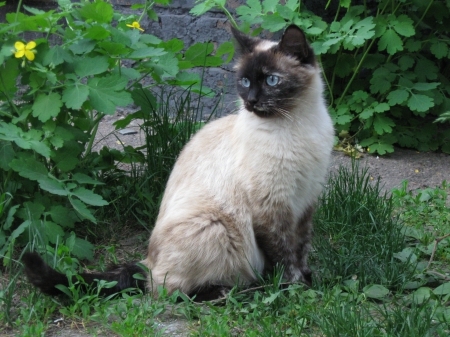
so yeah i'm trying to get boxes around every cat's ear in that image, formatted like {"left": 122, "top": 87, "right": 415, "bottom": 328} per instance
{"left": 230, "top": 25, "right": 260, "bottom": 55}
{"left": 279, "top": 25, "right": 315, "bottom": 65}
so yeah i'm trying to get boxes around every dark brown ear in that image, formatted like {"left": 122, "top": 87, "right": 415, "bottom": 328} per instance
{"left": 279, "top": 25, "right": 315, "bottom": 65}
{"left": 230, "top": 25, "right": 260, "bottom": 55}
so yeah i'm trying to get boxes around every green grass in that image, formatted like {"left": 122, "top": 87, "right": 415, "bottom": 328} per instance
{"left": 2, "top": 127, "right": 450, "bottom": 336}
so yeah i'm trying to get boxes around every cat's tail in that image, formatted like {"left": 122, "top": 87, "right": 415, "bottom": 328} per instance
{"left": 22, "top": 252, "right": 147, "bottom": 297}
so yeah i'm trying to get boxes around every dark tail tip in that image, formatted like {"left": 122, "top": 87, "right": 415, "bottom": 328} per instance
{"left": 22, "top": 252, "right": 147, "bottom": 297}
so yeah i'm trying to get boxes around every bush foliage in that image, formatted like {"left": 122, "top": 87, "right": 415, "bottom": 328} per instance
{"left": 193, "top": 0, "right": 450, "bottom": 155}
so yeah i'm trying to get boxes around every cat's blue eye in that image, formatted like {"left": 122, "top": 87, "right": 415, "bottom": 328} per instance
{"left": 266, "top": 75, "right": 279, "bottom": 86}
{"left": 241, "top": 78, "right": 250, "bottom": 88}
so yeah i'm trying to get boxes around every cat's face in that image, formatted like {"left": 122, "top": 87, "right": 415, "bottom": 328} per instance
{"left": 232, "top": 26, "right": 317, "bottom": 118}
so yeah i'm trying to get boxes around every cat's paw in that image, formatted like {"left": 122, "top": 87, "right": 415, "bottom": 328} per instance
{"left": 285, "top": 265, "right": 311, "bottom": 286}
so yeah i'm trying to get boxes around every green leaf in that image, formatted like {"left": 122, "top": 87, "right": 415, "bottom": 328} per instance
{"left": 0, "top": 123, "right": 50, "bottom": 157}
{"left": 392, "top": 15, "right": 415, "bottom": 37}
{"left": 62, "top": 83, "right": 89, "bottom": 110}
{"left": 398, "top": 55, "right": 415, "bottom": 71}
{"left": 411, "top": 287, "right": 432, "bottom": 304}
{"left": 38, "top": 177, "right": 68, "bottom": 196}
{"left": 78, "top": 1, "right": 113, "bottom": 24}
{"left": 407, "top": 94, "right": 434, "bottom": 114}
{"left": 387, "top": 89, "right": 409, "bottom": 105}
{"left": 190, "top": 0, "right": 217, "bottom": 16}
{"left": 69, "top": 39, "right": 96, "bottom": 55}
{"left": 128, "top": 47, "right": 166, "bottom": 59}
{"left": 374, "top": 103, "right": 390, "bottom": 113}
{"left": 378, "top": 29, "right": 403, "bottom": 55}
{"left": 71, "top": 236, "right": 95, "bottom": 261}
{"left": 69, "top": 197, "right": 96, "bottom": 223}
{"left": 261, "top": 14, "right": 287, "bottom": 32}
{"left": 430, "top": 39, "right": 449, "bottom": 59}
{"left": 49, "top": 205, "right": 77, "bottom": 228}
{"left": 216, "top": 42, "right": 235, "bottom": 64}
{"left": 412, "top": 82, "right": 440, "bottom": 91}
{"left": 433, "top": 282, "right": 450, "bottom": 295}
{"left": 0, "top": 58, "right": 20, "bottom": 100}
{"left": 71, "top": 187, "right": 108, "bottom": 206}
{"left": 0, "top": 140, "right": 15, "bottom": 171}
{"left": 44, "top": 221, "right": 65, "bottom": 244}
{"left": 373, "top": 115, "right": 395, "bottom": 134}
{"left": 363, "top": 284, "right": 389, "bottom": 299}
{"left": 32, "top": 92, "right": 63, "bottom": 122}
{"left": 74, "top": 56, "right": 109, "bottom": 78}
{"left": 52, "top": 140, "right": 83, "bottom": 172}
{"left": 72, "top": 173, "right": 104, "bottom": 185}
{"left": 87, "top": 75, "right": 133, "bottom": 115}
{"left": 42, "top": 45, "right": 73, "bottom": 66}
{"left": 85, "top": 25, "right": 111, "bottom": 40}
{"left": 9, "top": 154, "right": 48, "bottom": 181}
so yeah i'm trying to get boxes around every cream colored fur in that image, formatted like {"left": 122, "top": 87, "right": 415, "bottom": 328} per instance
{"left": 142, "top": 56, "right": 334, "bottom": 295}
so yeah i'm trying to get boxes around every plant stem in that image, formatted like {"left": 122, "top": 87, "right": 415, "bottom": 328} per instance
{"left": 84, "top": 113, "right": 104, "bottom": 156}
{"left": 336, "top": 37, "right": 377, "bottom": 107}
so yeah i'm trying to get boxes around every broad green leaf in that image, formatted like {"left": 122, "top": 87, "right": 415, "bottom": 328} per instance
{"left": 98, "top": 41, "right": 129, "bottom": 55}
{"left": 85, "top": 25, "right": 111, "bottom": 40}
{"left": 72, "top": 173, "right": 104, "bottom": 185}
{"left": 433, "top": 282, "right": 450, "bottom": 295}
{"left": 430, "top": 39, "right": 449, "bottom": 59}
{"left": 62, "top": 83, "right": 89, "bottom": 110}
{"left": 374, "top": 103, "right": 390, "bottom": 113}
{"left": 44, "top": 221, "right": 65, "bottom": 244}
{"left": 3, "top": 205, "right": 19, "bottom": 231}
{"left": 9, "top": 154, "right": 48, "bottom": 181}
{"left": 69, "top": 197, "right": 96, "bottom": 223}
{"left": 87, "top": 75, "right": 133, "bottom": 115}
{"left": 74, "top": 56, "right": 109, "bottom": 78}
{"left": 263, "top": 291, "right": 280, "bottom": 304}
{"left": 71, "top": 187, "right": 108, "bottom": 206}
{"left": 69, "top": 39, "right": 96, "bottom": 55}
{"left": 398, "top": 55, "right": 415, "bottom": 71}
{"left": 77, "top": 1, "right": 113, "bottom": 24}
{"left": 378, "top": 29, "right": 403, "bottom": 55}
{"left": 216, "top": 42, "right": 235, "bottom": 64}
{"left": 0, "top": 58, "right": 20, "bottom": 100}
{"left": 71, "top": 236, "right": 95, "bottom": 260}
{"left": 412, "top": 82, "right": 440, "bottom": 91}
{"left": 387, "top": 89, "right": 409, "bottom": 105}
{"left": 49, "top": 205, "right": 77, "bottom": 228}
{"left": 190, "top": 0, "right": 216, "bottom": 16}
{"left": 411, "top": 287, "right": 432, "bottom": 304}
{"left": 393, "top": 247, "right": 418, "bottom": 263}
{"left": 128, "top": 47, "right": 166, "bottom": 59}
{"left": 0, "top": 140, "right": 15, "bottom": 171}
{"left": 408, "top": 94, "right": 434, "bottom": 114}
{"left": 32, "top": 92, "right": 63, "bottom": 122}
{"left": 52, "top": 141, "right": 83, "bottom": 172}
{"left": 38, "top": 177, "right": 68, "bottom": 196}
{"left": 276, "top": 4, "right": 295, "bottom": 21}
{"left": 363, "top": 284, "right": 389, "bottom": 299}
{"left": 42, "top": 45, "right": 73, "bottom": 66}
{"left": 392, "top": 14, "right": 415, "bottom": 37}
{"left": 374, "top": 114, "right": 395, "bottom": 134}
{"left": 0, "top": 123, "right": 50, "bottom": 157}
{"left": 263, "top": 0, "right": 278, "bottom": 13}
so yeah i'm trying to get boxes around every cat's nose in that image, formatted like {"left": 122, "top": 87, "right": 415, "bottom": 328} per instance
{"left": 247, "top": 89, "right": 258, "bottom": 105}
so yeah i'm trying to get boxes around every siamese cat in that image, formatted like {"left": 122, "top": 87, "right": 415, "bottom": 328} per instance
{"left": 23, "top": 25, "right": 334, "bottom": 300}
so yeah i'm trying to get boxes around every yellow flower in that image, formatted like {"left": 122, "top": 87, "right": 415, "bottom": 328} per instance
{"left": 14, "top": 41, "right": 37, "bottom": 61}
{"left": 126, "top": 21, "right": 144, "bottom": 32}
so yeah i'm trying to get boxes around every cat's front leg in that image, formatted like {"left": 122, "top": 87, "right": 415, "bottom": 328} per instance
{"left": 255, "top": 206, "right": 314, "bottom": 285}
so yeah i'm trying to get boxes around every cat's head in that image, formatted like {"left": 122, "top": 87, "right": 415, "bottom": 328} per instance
{"left": 231, "top": 25, "right": 317, "bottom": 118}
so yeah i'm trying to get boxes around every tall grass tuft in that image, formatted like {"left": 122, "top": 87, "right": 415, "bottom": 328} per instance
{"left": 313, "top": 161, "right": 412, "bottom": 289}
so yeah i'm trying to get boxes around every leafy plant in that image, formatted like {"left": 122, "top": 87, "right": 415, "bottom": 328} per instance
{"left": 192, "top": 0, "right": 450, "bottom": 154}
{"left": 0, "top": 0, "right": 231, "bottom": 261}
